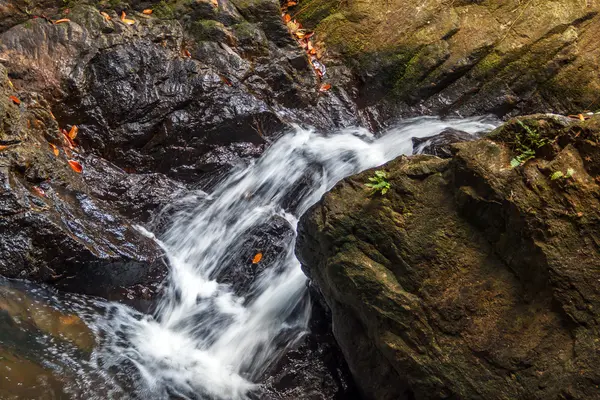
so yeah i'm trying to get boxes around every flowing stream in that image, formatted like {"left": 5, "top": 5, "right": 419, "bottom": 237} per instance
{"left": 0, "top": 117, "right": 497, "bottom": 399}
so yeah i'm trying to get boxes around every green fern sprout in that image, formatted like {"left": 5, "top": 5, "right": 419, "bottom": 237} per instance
{"left": 365, "top": 170, "right": 391, "bottom": 195}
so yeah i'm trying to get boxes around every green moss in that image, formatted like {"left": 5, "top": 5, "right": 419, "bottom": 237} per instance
{"left": 152, "top": 0, "right": 175, "bottom": 19}
{"left": 473, "top": 52, "right": 503, "bottom": 77}
{"left": 191, "top": 19, "right": 227, "bottom": 42}
{"left": 295, "top": 0, "right": 340, "bottom": 29}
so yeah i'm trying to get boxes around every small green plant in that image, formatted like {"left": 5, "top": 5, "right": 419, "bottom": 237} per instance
{"left": 510, "top": 120, "right": 552, "bottom": 168}
{"left": 551, "top": 168, "right": 575, "bottom": 181}
{"left": 365, "top": 170, "right": 391, "bottom": 195}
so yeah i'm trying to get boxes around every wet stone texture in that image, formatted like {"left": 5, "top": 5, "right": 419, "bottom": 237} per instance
{"left": 297, "top": 115, "right": 600, "bottom": 400}
{"left": 0, "top": 1, "right": 363, "bottom": 398}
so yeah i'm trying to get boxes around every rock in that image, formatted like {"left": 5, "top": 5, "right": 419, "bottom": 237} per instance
{"left": 295, "top": 0, "right": 600, "bottom": 118}
{"left": 0, "top": 64, "right": 165, "bottom": 298}
{"left": 0, "top": 3, "right": 365, "bottom": 186}
{"left": 412, "top": 127, "right": 477, "bottom": 158}
{"left": 297, "top": 114, "right": 600, "bottom": 399}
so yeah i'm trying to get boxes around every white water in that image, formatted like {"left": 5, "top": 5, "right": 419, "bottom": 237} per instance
{"left": 1, "top": 117, "right": 498, "bottom": 399}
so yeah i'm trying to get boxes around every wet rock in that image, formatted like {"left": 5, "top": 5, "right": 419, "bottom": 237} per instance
{"left": 0, "top": 3, "right": 363, "bottom": 187}
{"left": 0, "top": 65, "right": 164, "bottom": 297}
{"left": 412, "top": 127, "right": 477, "bottom": 158}
{"left": 296, "top": 0, "right": 600, "bottom": 118}
{"left": 297, "top": 115, "right": 600, "bottom": 399}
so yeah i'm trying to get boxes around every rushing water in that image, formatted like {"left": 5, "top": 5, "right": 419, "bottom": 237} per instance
{"left": 0, "top": 117, "right": 497, "bottom": 399}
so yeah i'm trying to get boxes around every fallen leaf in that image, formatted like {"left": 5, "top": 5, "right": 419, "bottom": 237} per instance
{"left": 123, "top": 18, "right": 136, "bottom": 25}
{"left": 211, "top": 0, "right": 219, "bottom": 7}
{"left": 295, "top": 29, "right": 307, "bottom": 39}
{"left": 252, "top": 253, "right": 263, "bottom": 264}
{"left": 68, "top": 160, "right": 83, "bottom": 173}
{"left": 182, "top": 49, "right": 191, "bottom": 57}
{"left": 283, "top": 13, "right": 291, "bottom": 23}
{"left": 319, "top": 83, "right": 331, "bottom": 92}
{"left": 54, "top": 18, "right": 70, "bottom": 24}
{"left": 100, "top": 11, "right": 112, "bottom": 21}
{"left": 7, "top": 79, "right": 14, "bottom": 89}
{"left": 120, "top": 11, "right": 126, "bottom": 20}
{"left": 0, "top": 145, "right": 8, "bottom": 151}
{"left": 142, "top": 9, "right": 153, "bottom": 14}
{"left": 9, "top": 95, "right": 20, "bottom": 105}
{"left": 304, "top": 31, "right": 314, "bottom": 40}
{"left": 219, "top": 75, "right": 232, "bottom": 86}
{"left": 50, "top": 111, "right": 56, "bottom": 120}
{"left": 68, "top": 125, "right": 78, "bottom": 140}
{"left": 287, "top": 0, "right": 297, "bottom": 5}
{"left": 50, "top": 143, "right": 59, "bottom": 156}
{"left": 33, "top": 186, "right": 46, "bottom": 197}
{"left": 578, "top": 113, "right": 585, "bottom": 121}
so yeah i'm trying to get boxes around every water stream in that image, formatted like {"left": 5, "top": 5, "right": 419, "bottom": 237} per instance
{"left": 0, "top": 117, "right": 497, "bottom": 399}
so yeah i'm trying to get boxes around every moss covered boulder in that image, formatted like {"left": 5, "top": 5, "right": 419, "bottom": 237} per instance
{"left": 295, "top": 0, "right": 600, "bottom": 118}
{"left": 297, "top": 114, "right": 600, "bottom": 399}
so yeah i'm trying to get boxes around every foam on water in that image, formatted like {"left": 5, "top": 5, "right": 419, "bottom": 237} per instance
{"left": 0, "top": 117, "right": 498, "bottom": 399}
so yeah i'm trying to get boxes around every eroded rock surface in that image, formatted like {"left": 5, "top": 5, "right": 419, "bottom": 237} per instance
{"left": 298, "top": 115, "right": 600, "bottom": 399}
{"left": 295, "top": 0, "right": 600, "bottom": 120}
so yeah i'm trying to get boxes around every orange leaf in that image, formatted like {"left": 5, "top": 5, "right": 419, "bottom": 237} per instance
{"left": 578, "top": 113, "right": 585, "bottom": 121}
{"left": 287, "top": 0, "right": 297, "bottom": 5}
{"left": 295, "top": 30, "right": 307, "bottom": 39}
{"left": 9, "top": 95, "right": 20, "bottom": 105}
{"left": 219, "top": 75, "right": 232, "bottom": 86}
{"left": 0, "top": 145, "right": 8, "bottom": 151}
{"left": 68, "top": 125, "right": 78, "bottom": 140}
{"left": 120, "top": 11, "right": 126, "bottom": 20}
{"left": 142, "top": 9, "right": 153, "bottom": 14}
{"left": 33, "top": 186, "right": 46, "bottom": 197}
{"left": 183, "top": 49, "right": 191, "bottom": 57}
{"left": 319, "top": 83, "right": 331, "bottom": 92}
{"left": 68, "top": 160, "right": 83, "bottom": 173}
{"left": 252, "top": 253, "right": 263, "bottom": 264}
{"left": 100, "top": 11, "right": 112, "bottom": 21}
{"left": 211, "top": 0, "right": 219, "bottom": 7}
{"left": 49, "top": 143, "right": 59, "bottom": 156}
{"left": 283, "top": 14, "right": 291, "bottom": 23}
{"left": 123, "top": 18, "right": 136, "bottom": 25}
{"left": 54, "top": 18, "right": 71, "bottom": 24}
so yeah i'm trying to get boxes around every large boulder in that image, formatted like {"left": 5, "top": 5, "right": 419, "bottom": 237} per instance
{"left": 294, "top": 0, "right": 600, "bottom": 119}
{"left": 297, "top": 114, "right": 600, "bottom": 399}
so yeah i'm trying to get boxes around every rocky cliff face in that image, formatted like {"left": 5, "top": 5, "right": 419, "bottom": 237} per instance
{"left": 294, "top": 0, "right": 600, "bottom": 121}
{"left": 297, "top": 115, "right": 600, "bottom": 399}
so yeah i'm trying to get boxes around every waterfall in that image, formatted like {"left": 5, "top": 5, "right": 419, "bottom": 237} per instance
{"left": 0, "top": 117, "right": 497, "bottom": 399}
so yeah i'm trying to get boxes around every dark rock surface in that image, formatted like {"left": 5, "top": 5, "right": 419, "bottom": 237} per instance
{"left": 412, "top": 127, "right": 477, "bottom": 158}
{"left": 0, "top": 65, "right": 165, "bottom": 297}
{"left": 297, "top": 115, "right": 600, "bottom": 399}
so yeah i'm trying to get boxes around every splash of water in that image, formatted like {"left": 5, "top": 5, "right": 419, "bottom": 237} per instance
{"left": 0, "top": 117, "right": 498, "bottom": 399}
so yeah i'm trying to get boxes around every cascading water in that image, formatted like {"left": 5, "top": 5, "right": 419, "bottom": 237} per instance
{"left": 0, "top": 116, "right": 497, "bottom": 399}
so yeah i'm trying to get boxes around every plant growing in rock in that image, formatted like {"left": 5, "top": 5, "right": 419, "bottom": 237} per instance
{"left": 510, "top": 120, "right": 552, "bottom": 168}
{"left": 551, "top": 168, "right": 575, "bottom": 181}
{"left": 365, "top": 170, "right": 391, "bottom": 195}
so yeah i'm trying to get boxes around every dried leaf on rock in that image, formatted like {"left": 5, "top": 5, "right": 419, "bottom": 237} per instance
{"left": 68, "top": 125, "right": 78, "bottom": 140}
{"left": 0, "top": 145, "right": 8, "bottom": 151}
{"left": 100, "top": 11, "right": 112, "bottom": 21}
{"left": 252, "top": 253, "right": 263, "bottom": 264}
{"left": 49, "top": 143, "right": 59, "bottom": 156}
{"left": 33, "top": 186, "right": 46, "bottom": 197}
{"left": 142, "top": 9, "right": 153, "bottom": 14}
{"left": 211, "top": 0, "right": 219, "bottom": 7}
{"left": 68, "top": 160, "right": 83, "bottom": 173}
{"left": 287, "top": 1, "right": 297, "bottom": 6}
{"left": 182, "top": 49, "right": 192, "bottom": 57}
{"left": 9, "top": 95, "right": 20, "bottom": 105}
{"left": 319, "top": 83, "right": 331, "bottom": 92}
{"left": 54, "top": 18, "right": 70, "bottom": 24}
{"left": 283, "top": 14, "right": 291, "bottom": 23}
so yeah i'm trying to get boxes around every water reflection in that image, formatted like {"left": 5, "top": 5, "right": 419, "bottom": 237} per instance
{"left": 0, "top": 278, "right": 120, "bottom": 399}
